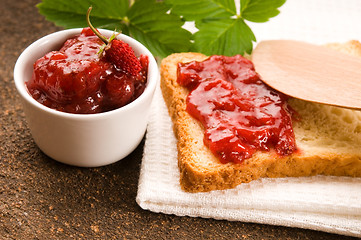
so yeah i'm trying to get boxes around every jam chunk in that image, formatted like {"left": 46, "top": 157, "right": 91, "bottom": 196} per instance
{"left": 177, "top": 55, "right": 296, "bottom": 164}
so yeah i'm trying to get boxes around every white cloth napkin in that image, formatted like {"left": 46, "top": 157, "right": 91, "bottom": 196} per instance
{"left": 136, "top": 0, "right": 361, "bottom": 237}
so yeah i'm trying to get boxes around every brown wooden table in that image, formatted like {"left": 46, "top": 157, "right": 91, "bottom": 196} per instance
{"left": 0, "top": 0, "right": 358, "bottom": 239}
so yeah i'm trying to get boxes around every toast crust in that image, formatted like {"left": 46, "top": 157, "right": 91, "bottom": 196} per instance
{"left": 160, "top": 44, "right": 361, "bottom": 193}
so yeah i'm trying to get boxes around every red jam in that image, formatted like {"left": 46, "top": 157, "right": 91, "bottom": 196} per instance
{"left": 26, "top": 28, "right": 148, "bottom": 114}
{"left": 177, "top": 55, "right": 297, "bottom": 164}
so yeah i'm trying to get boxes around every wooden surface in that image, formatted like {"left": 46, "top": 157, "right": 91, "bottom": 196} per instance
{"left": 252, "top": 40, "right": 361, "bottom": 110}
{"left": 0, "top": 0, "right": 358, "bottom": 239}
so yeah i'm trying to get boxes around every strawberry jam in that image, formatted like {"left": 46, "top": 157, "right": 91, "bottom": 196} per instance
{"left": 27, "top": 28, "right": 148, "bottom": 114}
{"left": 177, "top": 55, "right": 296, "bottom": 164}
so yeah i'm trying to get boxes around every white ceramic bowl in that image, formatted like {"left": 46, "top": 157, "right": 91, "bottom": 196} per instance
{"left": 14, "top": 28, "right": 158, "bottom": 167}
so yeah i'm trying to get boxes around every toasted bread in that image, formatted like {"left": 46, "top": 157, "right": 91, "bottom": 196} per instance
{"left": 160, "top": 42, "right": 361, "bottom": 192}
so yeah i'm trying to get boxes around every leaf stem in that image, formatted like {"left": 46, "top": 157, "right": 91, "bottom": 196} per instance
{"left": 86, "top": 6, "right": 109, "bottom": 44}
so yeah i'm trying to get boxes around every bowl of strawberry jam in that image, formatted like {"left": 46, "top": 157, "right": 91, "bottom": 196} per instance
{"left": 14, "top": 28, "right": 158, "bottom": 167}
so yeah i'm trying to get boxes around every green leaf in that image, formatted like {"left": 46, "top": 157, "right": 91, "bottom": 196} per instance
{"left": 166, "top": 0, "right": 285, "bottom": 56}
{"left": 165, "top": 0, "right": 236, "bottom": 21}
{"left": 37, "top": 0, "right": 286, "bottom": 57}
{"left": 37, "top": 0, "right": 192, "bottom": 57}
{"left": 127, "top": 0, "right": 192, "bottom": 58}
{"left": 193, "top": 18, "right": 256, "bottom": 56}
{"left": 37, "top": 0, "right": 129, "bottom": 29}
{"left": 241, "top": 0, "right": 286, "bottom": 23}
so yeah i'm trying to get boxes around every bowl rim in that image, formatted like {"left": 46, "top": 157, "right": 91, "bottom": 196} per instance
{"left": 13, "top": 28, "right": 158, "bottom": 120}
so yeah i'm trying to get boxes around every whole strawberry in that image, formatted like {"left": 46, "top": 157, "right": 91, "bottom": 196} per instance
{"left": 104, "top": 39, "right": 142, "bottom": 76}
{"left": 87, "top": 7, "right": 142, "bottom": 76}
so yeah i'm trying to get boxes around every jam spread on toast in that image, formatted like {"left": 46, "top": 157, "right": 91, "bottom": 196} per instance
{"left": 177, "top": 55, "right": 296, "bottom": 164}
{"left": 27, "top": 28, "right": 148, "bottom": 114}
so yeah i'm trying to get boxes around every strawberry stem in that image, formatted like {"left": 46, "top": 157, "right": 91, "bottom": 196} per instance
{"left": 86, "top": 6, "right": 108, "bottom": 44}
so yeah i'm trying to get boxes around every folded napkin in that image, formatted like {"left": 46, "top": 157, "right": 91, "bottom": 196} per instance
{"left": 137, "top": 0, "right": 361, "bottom": 237}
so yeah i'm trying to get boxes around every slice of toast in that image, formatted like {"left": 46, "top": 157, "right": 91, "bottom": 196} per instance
{"left": 160, "top": 42, "right": 361, "bottom": 192}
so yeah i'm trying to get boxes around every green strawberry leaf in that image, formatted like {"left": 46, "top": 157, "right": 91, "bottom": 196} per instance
{"left": 241, "top": 0, "right": 286, "bottom": 23}
{"left": 37, "top": 0, "right": 286, "bottom": 57}
{"left": 165, "top": 0, "right": 236, "bottom": 21}
{"left": 193, "top": 18, "right": 256, "bottom": 56}
{"left": 167, "top": 0, "right": 285, "bottom": 55}
{"left": 37, "top": 0, "right": 129, "bottom": 29}
{"left": 127, "top": 0, "right": 192, "bottom": 58}
{"left": 37, "top": 0, "right": 192, "bottom": 58}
